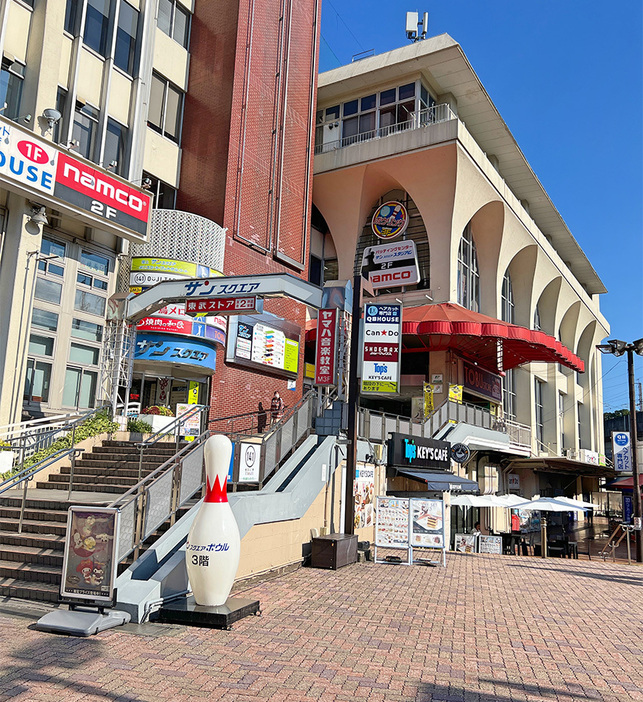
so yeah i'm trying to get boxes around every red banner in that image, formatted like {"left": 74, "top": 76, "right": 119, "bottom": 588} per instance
{"left": 315, "top": 308, "right": 337, "bottom": 386}
{"left": 363, "top": 342, "right": 399, "bottom": 361}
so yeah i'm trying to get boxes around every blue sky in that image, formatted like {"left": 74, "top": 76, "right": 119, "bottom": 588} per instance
{"left": 319, "top": 0, "right": 643, "bottom": 413}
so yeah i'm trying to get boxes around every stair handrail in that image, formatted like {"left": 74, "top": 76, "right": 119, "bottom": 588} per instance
{"left": 134, "top": 404, "right": 210, "bottom": 481}
{"left": 0, "top": 446, "right": 85, "bottom": 533}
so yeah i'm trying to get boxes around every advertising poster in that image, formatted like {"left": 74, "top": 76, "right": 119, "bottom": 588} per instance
{"left": 478, "top": 535, "right": 503, "bottom": 555}
{"left": 315, "top": 308, "right": 338, "bottom": 386}
{"left": 455, "top": 533, "right": 477, "bottom": 553}
{"left": 360, "top": 240, "right": 420, "bottom": 289}
{"left": 361, "top": 304, "right": 401, "bottom": 394}
{"left": 410, "top": 499, "right": 444, "bottom": 548}
{"left": 354, "top": 464, "right": 375, "bottom": 530}
{"left": 60, "top": 507, "right": 120, "bottom": 603}
{"left": 375, "top": 497, "right": 409, "bottom": 548}
{"left": 227, "top": 314, "right": 300, "bottom": 378}
{"left": 176, "top": 403, "right": 200, "bottom": 437}
{"left": 239, "top": 442, "right": 261, "bottom": 483}
{"left": 612, "top": 432, "right": 631, "bottom": 472}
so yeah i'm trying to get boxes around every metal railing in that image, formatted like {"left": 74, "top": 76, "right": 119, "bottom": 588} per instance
{"left": 134, "top": 405, "right": 210, "bottom": 482}
{"left": 359, "top": 398, "right": 532, "bottom": 452}
{"left": 0, "top": 406, "right": 114, "bottom": 476}
{"left": 314, "top": 103, "right": 457, "bottom": 155}
{"left": 0, "top": 446, "right": 85, "bottom": 532}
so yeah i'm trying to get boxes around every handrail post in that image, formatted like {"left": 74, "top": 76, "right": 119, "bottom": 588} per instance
{"left": 18, "top": 474, "right": 29, "bottom": 534}
{"left": 138, "top": 443, "right": 144, "bottom": 483}
{"left": 67, "top": 449, "right": 77, "bottom": 500}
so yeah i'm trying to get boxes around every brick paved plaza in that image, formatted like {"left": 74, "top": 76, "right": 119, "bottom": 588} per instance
{"left": 1, "top": 554, "right": 642, "bottom": 702}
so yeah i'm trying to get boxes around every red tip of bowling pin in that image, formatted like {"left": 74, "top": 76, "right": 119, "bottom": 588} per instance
{"left": 204, "top": 474, "right": 228, "bottom": 503}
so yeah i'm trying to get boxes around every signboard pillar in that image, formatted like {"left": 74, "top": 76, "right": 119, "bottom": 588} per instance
{"left": 344, "top": 276, "right": 361, "bottom": 535}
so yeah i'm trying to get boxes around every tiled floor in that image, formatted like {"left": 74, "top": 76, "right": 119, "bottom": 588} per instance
{"left": 1, "top": 553, "right": 642, "bottom": 701}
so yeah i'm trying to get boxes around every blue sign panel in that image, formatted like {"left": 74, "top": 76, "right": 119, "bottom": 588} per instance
{"left": 624, "top": 495, "right": 633, "bottom": 524}
{"left": 134, "top": 333, "right": 217, "bottom": 371}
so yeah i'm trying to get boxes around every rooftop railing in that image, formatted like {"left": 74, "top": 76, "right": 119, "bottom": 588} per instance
{"left": 314, "top": 103, "right": 457, "bottom": 155}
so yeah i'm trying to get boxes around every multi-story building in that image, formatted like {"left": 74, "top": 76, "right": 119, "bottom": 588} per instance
{"left": 0, "top": 0, "right": 320, "bottom": 428}
{"left": 311, "top": 34, "right": 611, "bottom": 509}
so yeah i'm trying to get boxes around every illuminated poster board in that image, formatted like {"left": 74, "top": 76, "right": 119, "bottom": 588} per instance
{"left": 226, "top": 313, "right": 300, "bottom": 378}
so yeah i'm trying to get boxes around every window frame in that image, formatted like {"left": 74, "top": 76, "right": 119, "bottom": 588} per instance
{"left": 158, "top": 0, "right": 191, "bottom": 49}
{"left": 457, "top": 223, "right": 480, "bottom": 312}
{"left": 147, "top": 72, "right": 184, "bottom": 144}
{"left": 0, "top": 58, "right": 25, "bottom": 121}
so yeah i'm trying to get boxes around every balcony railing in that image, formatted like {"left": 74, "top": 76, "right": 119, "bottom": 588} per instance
{"left": 314, "top": 103, "right": 457, "bottom": 155}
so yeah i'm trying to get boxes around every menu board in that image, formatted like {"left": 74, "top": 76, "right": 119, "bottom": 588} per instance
{"left": 410, "top": 499, "right": 444, "bottom": 548}
{"left": 478, "top": 535, "right": 503, "bottom": 555}
{"left": 455, "top": 533, "right": 477, "bottom": 553}
{"left": 375, "top": 497, "right": 409, "bottom": 548}
{"left": 227, "top": 314, "right": 300, "bottom": 378}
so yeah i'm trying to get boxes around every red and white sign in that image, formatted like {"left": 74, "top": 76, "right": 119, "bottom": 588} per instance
{"left": 361, "top": 240, "right": 420, "bottom": 290}
{"left": 136, "top": 317, "right": 193, "bottom": 335}
{"left": 315, "top": 308, "right": 338, "bottom": 386}
{"left": 185, "top": 297, "right": 258, "bottom": 315}
{"left": 0, "top": 116, "right": 151, "bottom": 241}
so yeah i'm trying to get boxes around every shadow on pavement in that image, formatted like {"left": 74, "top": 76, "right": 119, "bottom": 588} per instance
{"left": 1, "top": 637, "right": 140, "bottom": 701}
{"left": 504, "top": 561, "right": 643, "bottom": 586}
{"left": 417, "top": 677, "right": 602, "bottom": 701}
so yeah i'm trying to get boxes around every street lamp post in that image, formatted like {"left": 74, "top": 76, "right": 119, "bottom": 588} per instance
{"left": 598, "top": 338, "right": 643, "bottom": 562}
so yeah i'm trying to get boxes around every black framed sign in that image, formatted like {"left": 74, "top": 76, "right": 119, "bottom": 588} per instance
{"left": 388, "top": 432, "right": 451, "bottom": 470}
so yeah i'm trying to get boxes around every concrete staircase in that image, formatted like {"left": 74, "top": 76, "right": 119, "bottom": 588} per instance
{"left": 0, "top": 439, "right": 186, "bottom": 602}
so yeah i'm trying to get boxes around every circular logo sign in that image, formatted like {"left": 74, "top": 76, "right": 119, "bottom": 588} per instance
{"left": 451, "top": 443, "right": 471, "bottom": 464}
{"left": 371, "top": 201, "right": 409, "bottom": 240}
{"left": 244, "top": 445, "right": 256, "bottom": 467}
{"left": 614, "top": 433, "right": 629, "bottom": 446}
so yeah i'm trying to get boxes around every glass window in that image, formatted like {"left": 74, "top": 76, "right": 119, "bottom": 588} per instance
{"left": 54, "top": 87, "right": 68, "bottom": 144}
{"left": 104, "top": 118, "right": 129, "bottom": 176}
{"left": 73, "top": 103, "right": 100, "bottom": 161}
{"left": 70, "top": 342, "right": 100, "bottom": 365}
{"left": 114, "top": 2, "right": 139, "bottom": 75}
{"left": 24, "top": 359, "right": 51, "bottom": 403}
{"left": 63, "top": 367, "right": 97, "bottom": 408}
{"left": 343, "top": 100, "right": 358, "bottom": 117}
{"left": 35, "top": 278, "right": 62, "bottom": 304}
{"left": 158, "top": 0, "right": 191, "bottom": 48}
{"left": 501, "top": 271, "right": 514, "bottom": 324}
{"left": 380, "top": 88, "right": 396, "bottom": 106}
{"left": 74, "top": 289, "right": 106, "bottom": 316}
{"left": 399, "top": 83, "right": 415, "bottom": 100}
{"left": 77, "top": 272, "right": 93, "bottom": 286}
{"left": 41, "top": 237, "right": 66, "bottom": 259}
{"left": 32, "top": 308, "right": 59, "bottom": 332}
{"left": 147, "top": 73, "right": 183, "bottom": 143}
{"left": 535, "top": 379, "right": 544, "bottom": 446}
{"left": 84, "top": 0, "right": 112, "bottom": 57}
{"left": 361, "top": 94, "right": 376, "bottom": 111}
{"left": 80, "top": 250, "right": 110, "bottom": 275}
{"left": 0, "top": 59, "right": 25, "bottom": 121}
{"left": 71, "top": 318, "right": 103, "bottom": 342}
{"left": 533, "top": 303, "right": 541, "bottom": 331}
{"left": 325, "top": 105, "right": 340, "bottom": 120}
{"left": 457, "top": 224, "right": 479, "bottom": 312}
{"left": 65, "top": 0, "right": 81, "bottom": 34}
{"left": 29, "top": 335, "right": 54, "bottom": 357}
{"left": 142, "top": 171, "right": 177, "bottom": 209}
{"left": 38, "top": 260, "right": 65, "bottom": 277}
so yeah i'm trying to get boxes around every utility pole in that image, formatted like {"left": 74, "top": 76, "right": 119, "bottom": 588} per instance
{"left": 628, "top": 348, "right": 642, "bottom": 562}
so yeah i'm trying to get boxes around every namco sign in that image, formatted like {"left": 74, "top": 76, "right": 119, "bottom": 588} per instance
{"left": 0, "top": 117, "right": 151, "bottom": 241}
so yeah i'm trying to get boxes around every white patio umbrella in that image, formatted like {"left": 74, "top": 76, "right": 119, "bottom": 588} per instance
{"left": 496, "top": 494, "right": 531, "bottom": 508}
{"left": 555, "top": 496, "right": 595, "bottom": 509}
{"left": 451, "top": 494, "right": 499, "bottom": 507}
{"left": 518, "top": 497, "right": 588, "bottom": 512}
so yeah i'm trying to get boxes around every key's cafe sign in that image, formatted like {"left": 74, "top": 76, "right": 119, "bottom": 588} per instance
{"left": 388, "top": 432, "right": 451, "bottom": 471}
{"left": 0, "top": 116, "right": 151, "bottom": 241}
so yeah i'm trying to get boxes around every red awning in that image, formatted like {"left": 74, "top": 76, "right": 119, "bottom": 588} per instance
{"left": 607, "top": 475, "right": 643, "bottom": 489}
{"left": 402, "top": 303, "right": 584, "bottom": 373}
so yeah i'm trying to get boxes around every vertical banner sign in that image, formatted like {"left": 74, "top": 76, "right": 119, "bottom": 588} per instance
{"left": 612, "top": 432, "right": 631, "bottom": 472}
{"left": 314, "top": 308, "right": 338, "bottom": 385}
{"left": 423, "top": 382, "right": 434, "bottom": 417}
{"left": 361, "top": 304, "right": 401, "bottom": 394}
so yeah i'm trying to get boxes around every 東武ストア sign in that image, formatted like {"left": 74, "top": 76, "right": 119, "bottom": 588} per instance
{"left": 0, "top": 117, "right": 151, "bottom": 241}
{"left": 361, "top": 304, "right": 401, "bottom": 393}
{"left": 462, "top": 361, "right": 502, "bottom": 402}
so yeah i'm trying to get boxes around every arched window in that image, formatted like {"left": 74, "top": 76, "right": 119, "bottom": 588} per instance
{"left": 457, "top": 224, "right": 479, "bottom": 311}
{"left": 501, "top": 271, "right": 515, "bottom": 419}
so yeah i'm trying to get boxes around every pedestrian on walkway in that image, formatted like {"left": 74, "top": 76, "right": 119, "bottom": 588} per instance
{"left": 257, "top": 402, "right": 267, "bottom": 433}
{"left": 270, "top": 391, "right": 284, "bottom": 426}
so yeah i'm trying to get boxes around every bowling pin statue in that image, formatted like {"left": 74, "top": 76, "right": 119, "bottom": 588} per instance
{"left": 186, "top": 434, "right": 240, "bottom": 606}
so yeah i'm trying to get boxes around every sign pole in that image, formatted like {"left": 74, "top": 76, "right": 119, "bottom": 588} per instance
{"left": 344, "top": 275, "right": 362, "bottom": 535}
{"left": 627, "top": 347, "right": 642, "bottom": 562}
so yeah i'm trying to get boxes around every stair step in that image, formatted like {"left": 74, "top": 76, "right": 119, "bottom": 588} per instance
{"left": 0, "top": 575, "right": 60, "bottom": 602}
{"left": 0, "top": 558, "right": 61, "bottom": 584}
{"left": 0, "top": 505, "right": 68, "bottom": 523}
{"left": 47, "top": 474, "right": 140, "bottom": 487}
{"left": 0, "top": 530, "right": 65, "bottom": 551}
{"left": 35, "top": 482, "right": 131, "bottom": 494}
{"left": 0, "top": 517, "right": 66, "bottom": 536}
{"left": 60, "top": 465, "right": 156, "bottom": 478}
{"left": 0, "top": 542, "right": 64, "bottom": 566}
{"left": 74, "top": 458, "right": 165, "bottom": 468}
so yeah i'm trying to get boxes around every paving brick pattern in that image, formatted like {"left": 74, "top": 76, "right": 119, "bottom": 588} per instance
{"left": 1, "top": 554, "right": 642, "bottom": 701}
